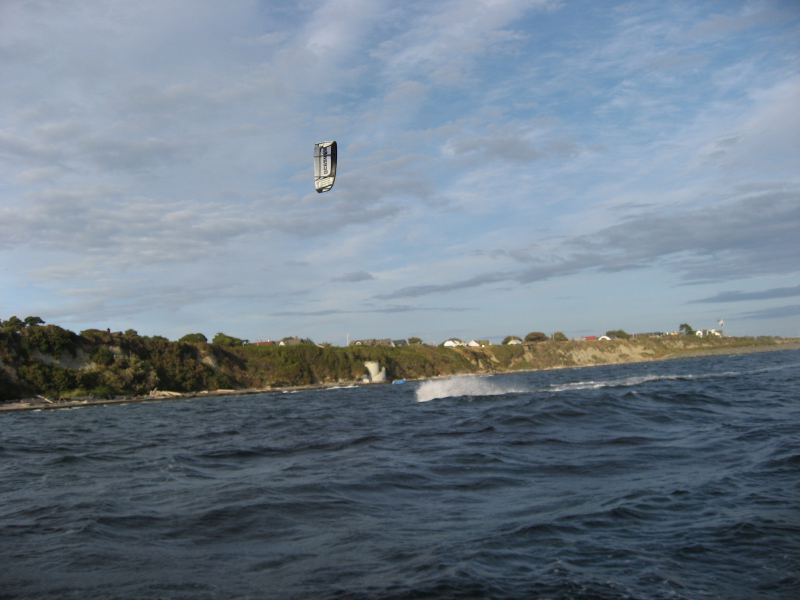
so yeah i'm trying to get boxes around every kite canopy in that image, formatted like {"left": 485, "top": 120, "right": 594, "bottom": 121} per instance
{"left": 313, "top": 141, "right": 337, "bottom": 193}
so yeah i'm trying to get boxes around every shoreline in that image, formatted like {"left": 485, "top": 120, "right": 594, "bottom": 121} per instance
{"left": 3, "top": 341, "right": 798, "bottom": 414}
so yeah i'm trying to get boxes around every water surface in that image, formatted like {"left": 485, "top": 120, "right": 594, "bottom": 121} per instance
{"left": 2, "top": 350, "right": 799, "bottom": 598}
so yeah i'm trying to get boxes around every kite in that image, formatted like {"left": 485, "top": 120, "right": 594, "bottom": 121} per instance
{"left": 313, "top": 141, "right": 337, "bottom": 193}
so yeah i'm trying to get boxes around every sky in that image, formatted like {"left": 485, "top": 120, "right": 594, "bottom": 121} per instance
{"left": 1, "top": 0, "right": 799, "bottom": 344}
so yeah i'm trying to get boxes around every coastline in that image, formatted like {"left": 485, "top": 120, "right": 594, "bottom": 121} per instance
{"left": 3, "top": 340, "right": 798, "bottom": 414}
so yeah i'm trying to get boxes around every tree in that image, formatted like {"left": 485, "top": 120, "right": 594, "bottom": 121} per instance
{"left": 24, "top": 316, "right": 45, "bottom": 327}
{"left": 524, "top": 331, "right": 548, "bottom": 343}
{"left": 408, "top": 336, "right": 423, "bottom": 345}
{"left": 605, "top": 329, "right": 630, "bottom": 340}
{"left": 2, "top": 316, "right": 24, "bottom": 332}
{"left": 552, "top": 331, "right": 568, "bottom": 342}
{"left": 23, "top": 324, "right": 78, "bottom": 356}
{"left": 213, "top": 332, "right": 245, "bottom": 347}
{"left": 180, "top": 333, "right": 208, "bottom": 344}
{"left": 679, "top": 323, "right": 695, "bottom": 336}
{"left": 502, "top": 335, "right": 522, "bottom": 345}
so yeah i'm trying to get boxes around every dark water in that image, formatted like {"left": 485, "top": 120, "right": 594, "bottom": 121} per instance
{"left": 2, "top": 350, "right": 799, "bottom": 599}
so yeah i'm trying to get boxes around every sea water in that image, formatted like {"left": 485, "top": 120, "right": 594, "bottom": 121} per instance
{"left": 1, "top": 350, "right": 799, "bottom": 599}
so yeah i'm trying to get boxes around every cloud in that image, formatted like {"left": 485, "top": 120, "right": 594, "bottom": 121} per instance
{"left": 373, "top": 0, "right": 557, "bottom": 86}
{"left": 380, "top": 184, "right": 800, "bottom": 298}
{"left": 331, "top": 271, "right": 375, "bottom": 283}
{"left": 442, "top": 127, "right": 542, "bottom": 164}
{"left": 692, "top": 284, "right": 800, "bottom": 303}
{"left": 2, "top": 1, "right": 799, "bottom": 340}
{"left": 376, "top": 272, "right": 511, "bottom": 300}
{"left": 272, "top": 304, "right": 472, "bottom": 317}
{"left": 738, "top": 304, "right": 800, "bottom": 320}
{"left": 0, "top": 188, "right": 262, "bottom": 263}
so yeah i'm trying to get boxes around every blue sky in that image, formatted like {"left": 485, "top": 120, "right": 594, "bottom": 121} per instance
{"left": 1, "top": 0, "right": 799, "bottom": 344}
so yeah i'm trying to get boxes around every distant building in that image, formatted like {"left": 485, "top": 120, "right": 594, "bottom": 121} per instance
{"left": 583, "top": 336, "right": 598, "bottom": 341}
{"left": 442, "top": 338, "right": 465, "bottom": 347}
{"left": 696, "top": 329, "right": 722, "bottom": 338}
{"left": 598, "top": 335, "right": 611, "bottom": 341}
{"left": 351, "top": 338, "right": 395, "bottom": 347}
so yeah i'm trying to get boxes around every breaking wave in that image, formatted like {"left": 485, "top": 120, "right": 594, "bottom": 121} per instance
{"left": 414, "top": 361, "right": 799, "bottom": 402}
{"left": 415, "top": 375, "right": 526, "bottom": 402}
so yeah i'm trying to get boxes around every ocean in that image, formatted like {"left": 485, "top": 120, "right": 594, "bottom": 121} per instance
{"left": 1, "top": 350, "right": 799, "bottom": 599}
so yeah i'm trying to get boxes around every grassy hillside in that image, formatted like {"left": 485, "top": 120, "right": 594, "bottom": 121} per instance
{"left": 0, "top": 320, "right": 795, "bottom": 402}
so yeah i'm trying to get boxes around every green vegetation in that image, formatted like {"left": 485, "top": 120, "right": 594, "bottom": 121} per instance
{"left": 0, "top": 316, "right": 795, "bottom": 404}
{"left": 180, "top": 333, "right": 208, "bottom": 344}
{"left": 524, "top": 331, "right": 548, "bottom": 343}
{"left": 212, "top": 332, "right": 246, "bottom": 347}
{"left": 606, "top": 329, "right": 631, "bottom": 340}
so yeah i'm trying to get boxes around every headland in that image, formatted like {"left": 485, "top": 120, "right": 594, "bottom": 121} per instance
{"left": 2, "top": 320, "right": 797, "bottom": 412}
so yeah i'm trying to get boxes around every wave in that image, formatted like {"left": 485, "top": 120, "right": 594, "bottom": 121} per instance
{"left": 415, "top": 373, "right": 691, "bottom": 402}
{"left": 546, "top": 373, "right": 692, "bottom": 392}
{"left": 414, "top": 364, "right": 773, "bottom": 402}
{"left": 416, "top": 376, "right": 526, "bottom": 403}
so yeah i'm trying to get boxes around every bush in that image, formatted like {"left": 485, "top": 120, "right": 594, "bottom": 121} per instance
{"left": 22, "top": 325, "right": 79, "bottom": 357}
{"left": 1, "top": 316, "right": 24, "bottom": 332}
{"left": 92, "top": 347, "right": 115, "bottom": 366}
{"left": 605, "top": 330, "right": 630, "bottom": 340}
{"left": 180, "top": 333, "right": 208, "bottom": 344}
{"left": 524, "top": 331, "right": 548, "bottom": 343}
{"left": 213, "top": 332, "right": 245, "bottom": 347}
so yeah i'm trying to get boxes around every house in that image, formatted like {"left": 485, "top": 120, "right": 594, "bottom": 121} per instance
{"left": 505, "top": 338, "right": 523, "bottom": 345}
{"left": 442, "top": 338, "right": 465, "bottom": 347}
{"left": 598, "top": 335, "right": 611, "bottom": 341}
{"left": 351, "top": 338, "right": 395, "bottom": 347}
{"left": 696, "top": 329, "right": 722, "bottom": 338}
{"left": 583, "top": 336, "right": 598, "bottom": 341}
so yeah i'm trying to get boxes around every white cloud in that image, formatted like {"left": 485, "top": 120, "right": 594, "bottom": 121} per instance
{"left": 1, "top": 0, "right": 798, "bottom": 339}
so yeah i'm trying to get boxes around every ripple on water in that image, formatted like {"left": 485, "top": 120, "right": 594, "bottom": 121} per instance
{"left": 1, "top": 350, "right": 799, "bottom": 599}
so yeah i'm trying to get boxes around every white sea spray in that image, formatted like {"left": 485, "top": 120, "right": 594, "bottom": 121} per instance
{"left": 416, "top": 375, "right": 526, "bottom": 403}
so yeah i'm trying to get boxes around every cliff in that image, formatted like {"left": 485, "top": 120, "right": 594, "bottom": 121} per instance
{"left": 0, "top": 323, "right": 796, "bottom": 404}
